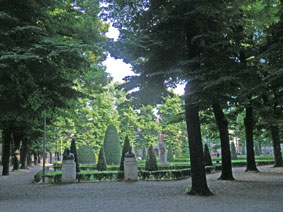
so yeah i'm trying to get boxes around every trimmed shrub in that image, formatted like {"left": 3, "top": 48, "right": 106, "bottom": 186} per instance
{"left": 77, "top": 145, "right": 96, "bottom": 164}
{"left": 167, "top": 146, "right": 174, "bottom": 162}
{"left": 120, "top": 135, "right": 131, "bottom": 171}
{"left": 203, "top": 144, "right": 213, "bottom": 166}
{"left": 97, "top": 147, "right": 107, "bottom": 171}
{"left": 230, "top": 141, "right": 238, "bottom": 160}
{"left": 138, "top": 169, "right": 191, "bottom": 180}
{"left": 103, "top": 125, "right": 121, "bottom": 165}
{"left": 145, "top": 145, "right": 158, "bottom": 171}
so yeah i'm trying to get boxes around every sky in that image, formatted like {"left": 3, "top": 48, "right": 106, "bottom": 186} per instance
{"left": 103, "top": 25, "right": 185, "bottom": 95}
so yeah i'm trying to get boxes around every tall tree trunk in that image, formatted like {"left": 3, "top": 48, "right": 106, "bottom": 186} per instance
{"left": 244, "top": 106, "right": 258, "bottom": 172}
{"left": 37, "top": 153, "right": 41, "bottom": 164}
{"left": 2, "top": 127, "right": 12, "bottom": 176}
{"left": 49, "top": 152, "right": 53, "bottom": 164}
{"left": 185, "top": 82, "right": 212, "bottom": 196}
{"left": 212, "top": 102, "right": 234, "bottom": 180}
{"left": 27, "top": 152, "right": 32, "bottom": 167}
{"left": 271, "top": 125, "right": 283, "bottom": 167}
{"left": 12, "top": 132, "right": 21, "bottom": 171}
{"left": 33, "top": 152, "right": 38, "bottom": 166}
{"left": 20, "top": 138, "right": 28, "bottom": 169}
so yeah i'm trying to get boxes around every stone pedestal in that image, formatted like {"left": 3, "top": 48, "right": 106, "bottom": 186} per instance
{"left": 62, "top": 159, "right": 76, "bottom": 183}
{"left": 124, "top": 157, "right": 138, "bottom": 181}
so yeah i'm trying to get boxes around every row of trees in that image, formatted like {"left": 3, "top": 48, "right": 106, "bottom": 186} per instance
{"left": 101, "top": 0, "right": 283, "bottom": 195}
{"left": 0, "top": 0, "right": 108, "bottom": 175}
{"left": 1, "top": 0, "right": 282, "bottom": 197}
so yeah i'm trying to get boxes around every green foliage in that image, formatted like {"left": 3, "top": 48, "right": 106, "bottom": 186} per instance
{"left": 145, "top": 145, "right": 158, "bottom": 171}
{"left": 34, "top": 167, "right": 49, "bottom": 183}
{"left": 135, "top": 105, "right": 160, "bottom": 149}
{"left": 103, "top": 125, "right": 121, "bottom": 165}
{"left": 77, "top": 145, "right": 96, "bottom": 164}
{"left": 203, "top": 144, "right": 213, "bottom": 166}
{"left": 119, "top": 135, "right": 131, "bottom": 171}
{"left": 97, "top": 147, "right": 107, "bottom": 171}
{"left": 139, "top": 169, "right": 191, "bottom": 181}
{"left": 142, "top": 146, "right": 147, "bottom": 160}
{"left": 157, "top": 94, "right": 187, "bottom": 153}
{"left": 254, "top": 141, "right": 261, "bottom": 156}
{"left": 167, "top": 146, "right": 174, "bottom": 163}
{"left": 230, "top": 142, "right": 238, "bottom": 160}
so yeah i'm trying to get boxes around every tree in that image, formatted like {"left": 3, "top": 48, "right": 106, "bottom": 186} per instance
{"left": 203, "top": 144, "right": 213, "bottom": 166}
{"left": 157, "top": 93, "right": 187, "bottom": 154}
{"left": 212, "top": 103, "right": 234, "bottom": 180}
{"left": 167, "top": 145, "right": 174, "bottom": 163}
{"left": 142, "top": 146, "right": 147, "bottom": 160}
{"left": 103, "top": 125, "right": 121, "bottom": 165}
{"left": 230, "top": 142, "right": 238, "bottom": 160}
{"left": 185, "top": 82, "right": 213, "bottom": 196}
{"left": 244, "top": 106, "right": 258, "bottom": 172}
{"left": 0, "top": 0, "right": 108, "bottom": 175}
{"left": 259, "top": 2, "right": 283, "bottom": 167}
{"left": 135, "top": 105, "right": 160, "bottom": 149}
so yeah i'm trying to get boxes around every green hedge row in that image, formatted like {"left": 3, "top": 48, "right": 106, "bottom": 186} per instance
{"left": 36, "top": 165, "right": 218, "bottom": 183}
{"left": 77, "top": 171, "right": 122, "bottom": 182}
{"left": 34, "top": 167, "right": 50, "bottom": 182}
{"left": 138, "top": 169, "right": 191, "bottom": 180}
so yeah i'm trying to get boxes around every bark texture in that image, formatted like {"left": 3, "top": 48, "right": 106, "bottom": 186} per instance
{"left": 244, "top": 106, "right": 258, "bottom": 172}
{"left": 212, "top": 102, "right": 234, "bottom": 180}
{"left": 20, "top": 138, "right": 28, "bottom": 169}
{"left": 2, "top": 127, "right": 12, "bottom": 175}
{"left": 185, "top": 82, "right": 212, "bottom": 196}
{"left": 271, "top": 125, "right": 283, "bottom": 167}
{"left": 12, "top": 132, "right": 21, "bottom": 170}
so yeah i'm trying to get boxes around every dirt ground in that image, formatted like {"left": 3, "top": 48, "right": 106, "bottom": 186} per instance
{"left": 0, "top": 165, "right": 283, "bottom": 212}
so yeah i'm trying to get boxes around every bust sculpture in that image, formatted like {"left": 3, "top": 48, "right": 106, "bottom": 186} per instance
{"left": 63, "top": 148, "right": 74, "bottom": 160}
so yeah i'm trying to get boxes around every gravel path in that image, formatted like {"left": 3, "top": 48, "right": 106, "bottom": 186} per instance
{"left": 0, "top": 165, "right": 283, "bottom": 212}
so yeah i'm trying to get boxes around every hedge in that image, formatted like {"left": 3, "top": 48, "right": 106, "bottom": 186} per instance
{"left": 36, "top": 165, "right": 218, "bottom": 183}
{"left": 103, "top": 125, "right": 121, "bottom": 165}
{"left": 34, "top": 167, "right": 50, "bottom": 182}
{"left": 138, "top": 169, "right": 191, "bottom": 180}
{"left": 77, "top": 145, "right": 96, "bottom": 164}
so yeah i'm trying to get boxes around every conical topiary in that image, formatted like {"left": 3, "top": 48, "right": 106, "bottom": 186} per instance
{"left": 120, "top": 135, "right": 131, "bottom": 171}
{"left": 230, "top": 141, "right": 238, "bottom": 160}
{"left": 97, "top": 147, "right": 107, "bottom": 171}
{"left": 71, "top": 137, "right": 80, "bottom": 172}
{"left": 145, "top": 145, "right": 158, "bottom": 171}
{"left": 103, "top": 125, "right": 121, "bottom": 165}
{"left": 167, "top": 145, "right": 174, "bottom": 162}
{"left": 203, "top": 144, "right": 213, "bottom": 166}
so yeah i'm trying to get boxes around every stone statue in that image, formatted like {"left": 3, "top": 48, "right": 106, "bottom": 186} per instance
{"left": 63, "top": 148, "right": 74, "bottom": 160}
{"left": 158, "top": 141, "right": 167, "bottom": 163}
{"left": 125, "top": 147, "right": 135, "bottom": 158}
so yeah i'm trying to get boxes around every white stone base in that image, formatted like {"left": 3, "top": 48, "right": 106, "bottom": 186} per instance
{"left": 124, "top": 157, "right": 138, "bottom": 181}
{"left": 62, "top": 159, "right": 76, "bottom": 183}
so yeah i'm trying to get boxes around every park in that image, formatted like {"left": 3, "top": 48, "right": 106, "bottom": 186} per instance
{"left": 0, "top": 0, "right": 283, "bottom": 211}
